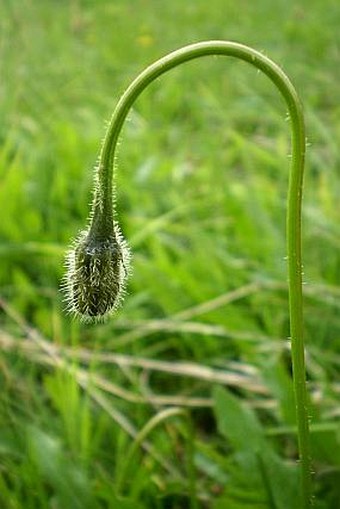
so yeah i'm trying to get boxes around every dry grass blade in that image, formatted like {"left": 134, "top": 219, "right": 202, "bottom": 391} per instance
{"left": 0, "top": 329, "right": 271, "bottom": 408}
{"left": 111, "top": 280, "right": 288, "bottom": 348}
{"left": 0, "top": 293, "right": 270, "bottom": 401}
{"left": 172, "top": 281, "right": 266, "bottom": 320}
{"left": 113, "top": 317, "right": 281, "bottom": 348}
{"left": 0, "top": 300, "right": 182, "bottom": 476}
{"left": 67, "top": 349, "right": 268, "bottom": 394}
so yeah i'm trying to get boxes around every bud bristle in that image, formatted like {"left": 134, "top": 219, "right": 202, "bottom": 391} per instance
{"left": 62, "top": 225, "right": 130, "bottom": 322}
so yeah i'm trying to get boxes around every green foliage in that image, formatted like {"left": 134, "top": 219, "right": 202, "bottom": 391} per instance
{"left": 213, "top": 386, "right": 300, "bottom": 508}
{"left": 0, "top": 0, "right": 339, "bottom": 508}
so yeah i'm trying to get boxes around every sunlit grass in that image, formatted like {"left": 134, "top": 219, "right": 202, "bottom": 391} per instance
{"left": 0, "top": 1, "right": 339, "bottom": 508}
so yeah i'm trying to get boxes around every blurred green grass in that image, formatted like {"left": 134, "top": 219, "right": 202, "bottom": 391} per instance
{"left": 0, "top": 1, "right": 339, "bottom": 508}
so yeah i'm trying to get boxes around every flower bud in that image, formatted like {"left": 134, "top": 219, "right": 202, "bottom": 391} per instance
{"left": 62, "top": 225, "right": 130, "bottom": 321}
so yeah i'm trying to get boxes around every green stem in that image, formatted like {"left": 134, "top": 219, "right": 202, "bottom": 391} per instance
{"left": 97, "top": 41, "right": 311, "bottom": 507}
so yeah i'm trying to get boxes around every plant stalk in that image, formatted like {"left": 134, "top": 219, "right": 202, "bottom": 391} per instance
{"left": 94, "top": 41, "right": 312, "bottom": 507}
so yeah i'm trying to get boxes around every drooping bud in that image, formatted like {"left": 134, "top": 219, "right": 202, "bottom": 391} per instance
{"left": 62, "top": 224, "right": 130, "bottom": 322}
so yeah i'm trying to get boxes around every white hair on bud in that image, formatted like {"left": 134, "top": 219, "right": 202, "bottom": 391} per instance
{"left": 61, "top": 223, "right": 131, "bottom": 322}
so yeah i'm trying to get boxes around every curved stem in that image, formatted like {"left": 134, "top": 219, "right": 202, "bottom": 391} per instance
{"left": 96, "top": 41, "right": 311, "bottom": 507}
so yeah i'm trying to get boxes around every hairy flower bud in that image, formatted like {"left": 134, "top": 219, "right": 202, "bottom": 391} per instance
{"left": 62, "top": 225, "right": 130, "bottom": 322}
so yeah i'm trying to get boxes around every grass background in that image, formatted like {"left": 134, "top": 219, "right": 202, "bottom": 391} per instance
{"left": 0, "top": 0, "right": 339, "bottom": 507}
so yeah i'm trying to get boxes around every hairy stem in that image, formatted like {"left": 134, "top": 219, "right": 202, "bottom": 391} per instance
{"left": 95, "top": 41, "right": 311, "bottom": 507}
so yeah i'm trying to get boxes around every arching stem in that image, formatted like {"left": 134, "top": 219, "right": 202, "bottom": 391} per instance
{"left": 94, "top": 41, "right": 312, "bottom": 507}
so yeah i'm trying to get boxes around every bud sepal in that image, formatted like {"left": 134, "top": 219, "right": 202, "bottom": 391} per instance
{"left": 62, "top": 224, "right": 130, "bottom": 322}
